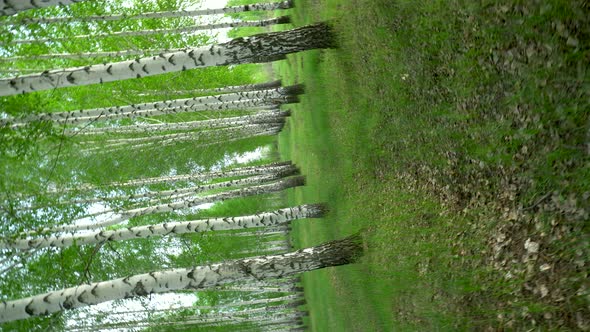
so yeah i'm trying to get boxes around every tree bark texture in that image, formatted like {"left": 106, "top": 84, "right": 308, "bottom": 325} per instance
{"left": 10, "top": 16, "right": 291, "bottom": 45}
{"left": 50, "top": 162, "right": 295, "bottom": 193}
{"left": 4, "top": 85, "right": 301, "bottom": 126}
{"left": 1, "top": 204, "right": 326, "bottom": 249}
{"left": 0, "top": 0, "right": 293, "bottom": 25}
{"left": 69, "top": 110, "right": 290, "bottom": 136}
{"left": 45, "top": 176, "right": 306, "bottom": 232}
{"left": 0, "top": 23, "right": 333, "bottom": 96}
{"left": 0, "top": 234, "right": 361, "bottom": 322}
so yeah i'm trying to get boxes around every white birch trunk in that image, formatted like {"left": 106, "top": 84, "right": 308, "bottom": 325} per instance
{"left": 4, "top": 97, "right": 295, "bottom": 127}
{"left": 79, "top": 123, "right": 279, "bottom": 147}
{"left": 50, "top": 162, "right": 294, "bottom": 193}
{"left": 0, "top": 234, "right": 361, "bottom": 322}
{"left": 45, "top": 169, "right": 296, "bottom": 207}
{"left": 83, "top": 124, "right": 283, "bottom": 154}
{"left": 0, "top": 23, "right": 333, "bottom": 96}
{"left": 68, "top": 110, "right": 289, "bottom": 136}
{"left": 0, "top": 0, "right": 87, "bottom": 16}
{"left": 0, "top": 48, "right": 193, "bottom": 61}
{"left": 5, "top": 85, "right": 301, "bottom": 126}
{"left": 10, "top": 16, "right": 291, "bottom": 45}
{"left": 103, "top": 294, "right": 300, "bottom": 317}
{"left": 1, "top": 0, "right": 293, "bottom": 25}
{"left": 45, "top": 176, "right": 305, "bottom": 232}
{"left": 131, "top": 80, "right": 283, "bottom": 96}
{"left": 1, "top": 204, "right": 326, "bottom": 250}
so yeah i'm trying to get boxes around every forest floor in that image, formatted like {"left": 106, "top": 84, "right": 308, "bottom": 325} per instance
{"left": 274, "top": 0, "right": 589, "bottom": 331}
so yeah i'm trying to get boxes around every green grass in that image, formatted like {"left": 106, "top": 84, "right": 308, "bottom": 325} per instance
{"left": 274, "top": 0, "right": 589, "bottom": 330}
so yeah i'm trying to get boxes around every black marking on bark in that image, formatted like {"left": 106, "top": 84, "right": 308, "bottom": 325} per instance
{"left": 91, "top": 285, "right": 99, "bottom": 297}
{"left": 106, "top": 65, "right": 113, "bottom": 75}
{"left": 141, "top": 64, "right": 149, "bottom": 74}
{"left": 132, "top": 281, "right": 148, "bottom": 296}
{"left": 122, "top": 276, "right": 132, "bottom": 286}
{"left": 83, "top": 66, "right": 91, "bottom": 73}
{"left": 66, "top": 73, "right": 75, "bottom": 84}
{"left": 62, "top": 295, "right": 74, "bottom": 309}
{"left": 24, "top": 300, "right": 35, "bottom": 316}
{"left": 9, "top": 79, "right": 17, "bottom": 90}
{"left": 149, "top": 272, "right": 158, "bottom": 281}
{"left": 198, "top": 53, "right": 205, "bottom": 65}
{"left": 43, "top": 294, "right": 51, "bottom": 303}
{"left": 168, "top": 55, "right": 176, "bottom": 65}
{"left": 129, "top": 63, "right": 135, "bottom": 71}
{"left": 187, "top": 270, "right": 196, "bottom": 280}
{"left": 77, "top": 290, "right": 88, "bottom": 304}
{"left": 136, "top": 74, "right": 141, "bottom": 78}
{"left": 182, "top": 65, "right": 187, "bottom": 71}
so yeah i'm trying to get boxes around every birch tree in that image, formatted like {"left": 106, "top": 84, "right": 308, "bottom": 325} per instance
{"left": 41, "top": 175, "right": 306, "bottom": 233}
{"left": 68, "top": 109, "right": 290, "bottom": 136}
{"left": 130, "top": 79, "right": 283, "bottom": 97}
{"left": 0, "top": 234, "right": 361, "bottom": 322}
{"left": 46, "top": 161, "right": 295, "bottom": 194}
{"left": 1, "top": 204, "right": 326, "bottom": 250}
{"left": 0, "top": 47, "right": 194, "bottom": 61}
{"left": 0, "top": 0, "right": 293, "bottom": 25}
{"left": 3, "top": 85, "right": 302, "bottom": 126}
{"left": 0, "top": 23, "right": 333, "bottom": 96}
{"left": 10, "top": 16, "right": 292, "bottom": 45}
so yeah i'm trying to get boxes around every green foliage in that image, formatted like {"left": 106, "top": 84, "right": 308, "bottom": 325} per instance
{"left": 0, "top": 0, "right": 294, "bottom": 330}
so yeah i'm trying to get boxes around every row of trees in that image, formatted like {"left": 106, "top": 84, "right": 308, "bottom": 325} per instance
{"left": 0, "top": 0, "right": 356, "bottom": 330}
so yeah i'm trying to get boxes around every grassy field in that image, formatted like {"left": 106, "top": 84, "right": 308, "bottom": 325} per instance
{"left": 274, "top": 0, "right": 589, "bottom": 331}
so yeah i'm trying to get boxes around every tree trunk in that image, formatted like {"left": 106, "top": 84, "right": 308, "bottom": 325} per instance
{"left": 37, "top": 168, "right": 296, "bottom": 207}
{"left": 79, "top": 123, "right": 282, "bottom": 148}
{"left": 3, "top": 204, "right": 325, "bottom": 250}
{"left": 68, "top": 109, "right": 290, "bottom": 136}
{"left": 0, "top": 234, "right": 361, "bottom": 322}
{"left": 5, "top": 85, "right": 301, "bottom": 126}
{"left": 48, "top": 162, "right": 294, "bottom": 194}
{"left": 5, "top": 98, "right": 295, "bottom": 127}
{"left": 1, "top": 0, "right": 293, "bottom": 25}
{"left": 101, "top": 294, "right": 300, "bottom": 317}
{"left": 131, "top": 80, "right": 283, "bottom": 96}
{"left": 0, "top": 23, "right": 333, "bottom": 96}
{"left": 10, "top": 16, "right": 291, "bottom": 45}
{"left": 0, "top": 48, "right": 194, "bottom": 61}
{"left": 0, "top": 0, "right": 87, "bottom": 16}
{"left": 44, "top": 176, "right": 306, "bottom": 232}
{"left": 81, "top": 123, "right": 284, "bottom": 155}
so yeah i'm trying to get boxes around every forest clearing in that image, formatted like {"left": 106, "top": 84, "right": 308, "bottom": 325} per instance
{"left": 0, "top": 0, "right": 588, "bottom": 331}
